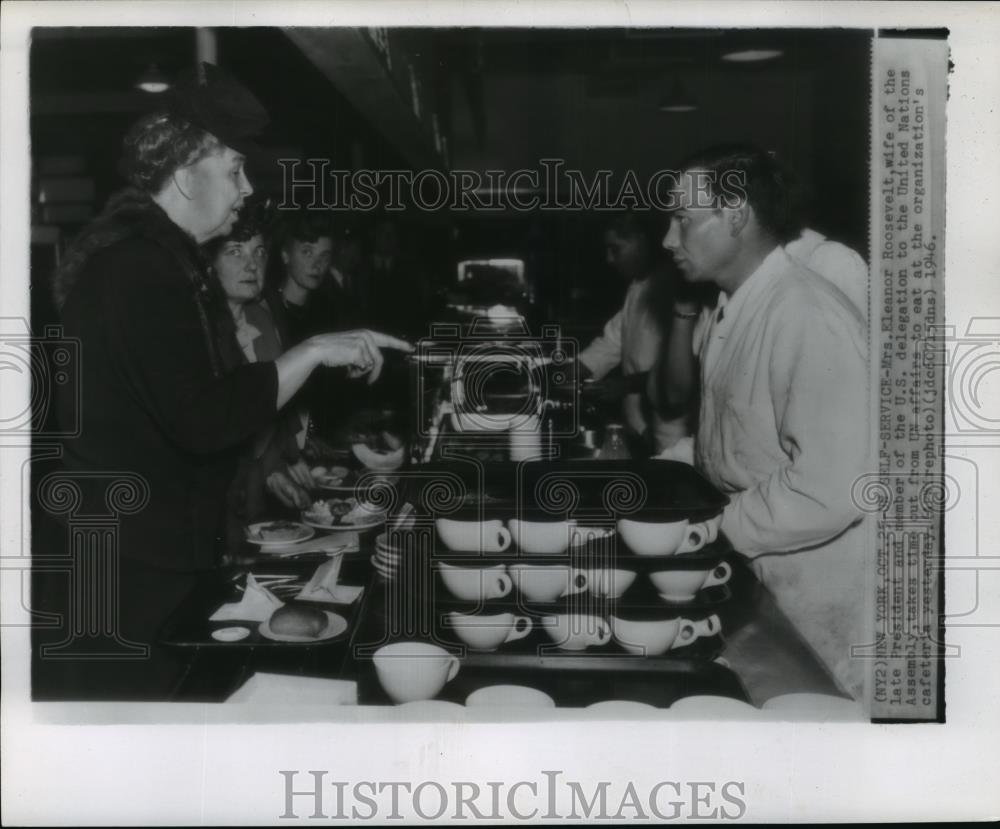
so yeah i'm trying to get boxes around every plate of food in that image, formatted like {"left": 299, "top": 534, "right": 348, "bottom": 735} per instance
{"left": 301, "top": 497, "right": 387, "bottom": 531}
{"left": 245, "top": 521, "right": 315, "bottom": 547}
{"left": 258, "top": 606, "right": 348, "bottom": 643}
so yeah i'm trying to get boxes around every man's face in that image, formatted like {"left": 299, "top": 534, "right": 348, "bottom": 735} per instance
{"left": 663, "top": 171, "right": 736, "bottom": 284}
{"left": 186, "top": 145, "right": 253, "bottom": 242}
{"left": 284, "top": 237, "right": 333, "bottom": 292}
{"left": 214, "top": 234, "right": 267, "bottom": 306}
{"left": 604, "top": 230, "right": 647, "bottom": 280}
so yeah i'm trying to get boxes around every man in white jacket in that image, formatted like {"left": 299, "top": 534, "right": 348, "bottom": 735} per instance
{"left": 653, "top": 145, "right": 872, "bottom": 699}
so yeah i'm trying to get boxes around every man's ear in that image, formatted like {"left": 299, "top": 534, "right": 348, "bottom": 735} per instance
{"left": 281, "top": 248, "right": 290, "bottom": 266}
{"left": 726, "top": 203, "right": 751, "bottom": 237}
{"left": 172, "top": 166, "right": 195, "bottom": 202}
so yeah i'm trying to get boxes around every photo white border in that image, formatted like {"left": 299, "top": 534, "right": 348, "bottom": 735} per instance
{"left": 3, "top": 1, "right": 999, "bottom": 823}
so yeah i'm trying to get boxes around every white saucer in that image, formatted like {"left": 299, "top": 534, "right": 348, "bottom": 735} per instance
{"left": 585, "top": 700, "right": 659, "bottom": 716}
{"left": 258, "top": 611, "right": 348, "bottom": 643}
{"left": 466, "top": 685, "right": 556, "bottom": 709}
{"left": 669, "top": 695, "right": 759, "bottom": 719}
{"left": 761, "top": 693, "right": 865, "bottom": 721}
{"left": 211, "top": 626, "right": 251, "bottom": 642}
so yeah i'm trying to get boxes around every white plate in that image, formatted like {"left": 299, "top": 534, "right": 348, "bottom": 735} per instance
{"left": 211, "top": 626, "right": 251, "bottom": 642}
{"left": 585, "top": 700, "right": 659, "bottom": 716}
{"left": 466, "top": 685, "right": 556, "bottom": 709}
{"left": 245, "top": 522, "right": 314, "bottom": 547}
{"left": 761, "top": 693, "right": 864, "bottom": 721}
{"left": 301, "top": 514, "right": 386, "bottom": 532}
{"left": 669, "top": 695, "right": 759, "bottom": 719}
{"left": 258, "top": 611, "right": 348, "bottom": 643}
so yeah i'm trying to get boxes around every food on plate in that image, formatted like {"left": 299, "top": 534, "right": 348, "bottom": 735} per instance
{"left": 352, "top": 442, "right": 405, "bottom": 472}
{"left": 252, "top": 521, "right": 305, "bottom": 543}
{"left": 304, "top": 497, "right": 386, "bottom": 526}
{"left": 269, "top": 605, "right": 328, "bottom": 637}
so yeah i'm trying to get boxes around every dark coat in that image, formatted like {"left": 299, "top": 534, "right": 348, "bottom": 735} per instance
{"left": 55, "top": 191, "right": 279, "bottom": 573}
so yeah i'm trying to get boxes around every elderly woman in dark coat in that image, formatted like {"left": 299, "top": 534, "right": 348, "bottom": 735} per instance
{"left": 36, "top": 64, "right": 410, "bottom": 699}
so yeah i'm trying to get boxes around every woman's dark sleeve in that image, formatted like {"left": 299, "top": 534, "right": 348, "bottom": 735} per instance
{"left": 104, "top": 240, "right": 280, "bottom": 454}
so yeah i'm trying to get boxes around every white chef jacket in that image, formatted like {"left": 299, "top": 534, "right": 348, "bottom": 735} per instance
{"left": 579, "top": 278, "right": 686, "bottom": 449}
{"left": 785, "top": 228, "right": 869, "bottom": 322}
{"left": 695, "top": 246, "right": 871, "bottom": 698}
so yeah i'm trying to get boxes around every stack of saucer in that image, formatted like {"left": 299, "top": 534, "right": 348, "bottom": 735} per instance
{"left": 372, "top": 532, "right": 402, "bottom": 580}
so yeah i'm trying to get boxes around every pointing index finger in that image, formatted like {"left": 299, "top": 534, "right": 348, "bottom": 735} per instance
{"left": 368, "top": 331, "right": 414, "bottom": 353}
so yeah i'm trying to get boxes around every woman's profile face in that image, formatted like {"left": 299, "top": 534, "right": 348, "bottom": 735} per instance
{"left": 604, "top": 229, "right": 649, "bottom": 280}
{"left": 185, "top": 145, "right": 254, "bottom": 242}
{"left": 214, "top": 233, "right": 267, "bottom": 305}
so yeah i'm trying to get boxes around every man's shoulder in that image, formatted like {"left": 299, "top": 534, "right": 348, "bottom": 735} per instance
{"left": 766, "top": 250, "right": 865, "bottom": 328}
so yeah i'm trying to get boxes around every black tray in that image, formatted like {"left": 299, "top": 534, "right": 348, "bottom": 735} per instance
{"left": 400, "top": 458, "right": 728, "bottom": 523}
{"left": 159, "top": 560, "right": 368, "bottom": 650}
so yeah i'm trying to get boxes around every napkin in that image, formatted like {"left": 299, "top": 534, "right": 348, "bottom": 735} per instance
{"left": 296, "top": 556, "right": 364, "bottom": 604}
{"left": 227, "top": 672, "right": 356, "bottom": 705}
{"left": 210, "top": 574, "right": 284, "bottom": 622}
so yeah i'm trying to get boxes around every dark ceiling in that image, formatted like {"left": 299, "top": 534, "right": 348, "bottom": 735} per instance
{"left": 29, "top": 26, "right": 870, "bottom": 250}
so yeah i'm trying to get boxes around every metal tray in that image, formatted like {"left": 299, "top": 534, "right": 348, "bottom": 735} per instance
{"left": 401, "top": 458, "right": 729, "bottom": 523}
{"left": 158, "top": 560, "right": 368, "bottom": 650}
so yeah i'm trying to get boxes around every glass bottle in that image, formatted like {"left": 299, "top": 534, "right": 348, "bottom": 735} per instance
{"left": 600, "top": 424, "right": 630, "bottom": 460}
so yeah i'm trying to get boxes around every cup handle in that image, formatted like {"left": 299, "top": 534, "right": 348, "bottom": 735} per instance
{"left": 706, "top": 517, "right": 720, "bottom": 543}
{"left": 677, "top": 522, "right": 708, "bottom": 554}
{"left": 563, "top": 568, "right": 589, "bottom": 596}
{"left": 694, "top": 613, "right": 722, "bottom": 638}
{"left": 671, "top": 619, "right": 697, "bottom": 649}
{"left": 446, "top": 655, "right": 460, "bottom": 683}
{"left": 702, "top": 561, "right": 732, "bottom": 589}
{"left": 505, "top": 616, "right": 533, "bottom": 643}
{"left": 495, "top": 527, "right": 512, "bottom": 552}
{"left": 494, "top": 573, "right": 513, "bottom": 598}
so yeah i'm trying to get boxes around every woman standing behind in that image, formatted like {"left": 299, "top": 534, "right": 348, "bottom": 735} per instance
{"left": 578, "top": 211, "right": 687, "bottom": 453}
{"left": 40, "top": 64, "right": 410, "bottom": 699}
{"left": 204, "top": 203, "right": 314, "bottom": 559}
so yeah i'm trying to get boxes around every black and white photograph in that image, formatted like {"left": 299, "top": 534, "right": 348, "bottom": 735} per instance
{"left": 2, "top": 1, "right": 998, "bottom": 824}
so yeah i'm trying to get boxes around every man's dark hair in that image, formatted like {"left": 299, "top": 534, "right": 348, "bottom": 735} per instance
{"left": 677, "top": 144, "right": 805, "bottom": 244}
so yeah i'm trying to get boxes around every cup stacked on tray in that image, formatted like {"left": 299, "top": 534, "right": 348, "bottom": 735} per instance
{"left": 359, "top": 459, "right": 746, "bottom": 709}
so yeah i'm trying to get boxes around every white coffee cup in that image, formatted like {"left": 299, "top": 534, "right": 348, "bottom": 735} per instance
{"left": 649, "top": 562, "right": 733, "bottom": 602}
{"left": 609, "top": 613, "right": 722, "bottom": 656}
{"left": 617, "top": 518, "right": 710, "bottom": 556}
{"left": 509, "top": 564, "right": 589, "bottom": 603}
{"left": 373, "top": 641, "right": 461, "bottom": 703}
{"left": 508, "top": 519, "right": 582, "bottom": 555}
{"left": 437, "top": 562, "right": 512, "bottom": 601}
{"left": 436, "top": 518, "right": 512, "bottom": 553}
{"left": 541, "top": 614, "right": 612, "bottom": 651}
{"left": 587, "top": 568, "right": 637, "bottom": 599}
{"left": 447, "top": 611, "right": 532, "bottom": 651}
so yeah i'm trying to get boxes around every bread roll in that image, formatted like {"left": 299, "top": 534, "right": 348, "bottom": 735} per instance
{"left": 269, "top": 605, "right": 328, "bottom": 637}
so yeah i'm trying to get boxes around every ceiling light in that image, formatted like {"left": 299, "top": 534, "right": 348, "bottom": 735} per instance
{"left": 658, "top": 79, "right": 698, "bottom": 113}
{"left": 721, "top": 49, "right": 783, "bottom": 63}
{"left": 135, "top": 63, "right": 170, "bottom": 94}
